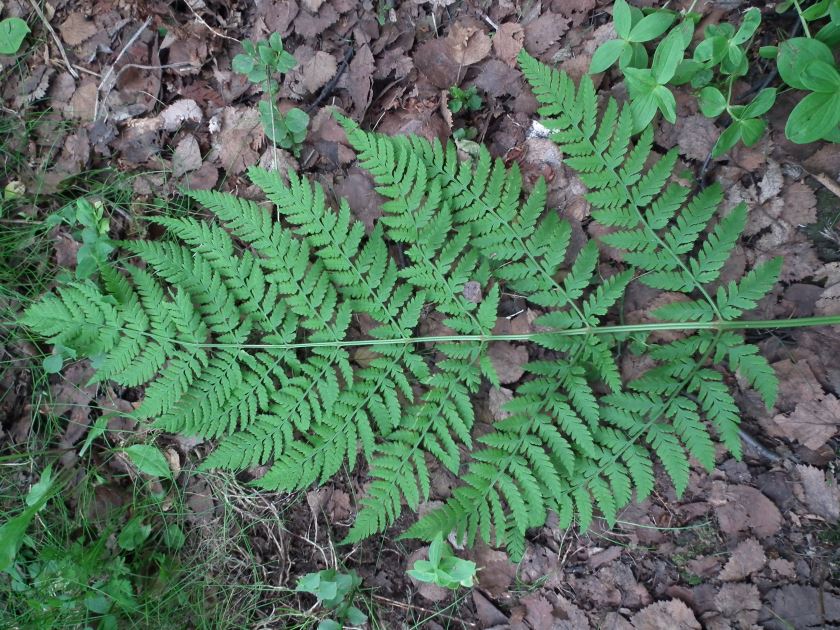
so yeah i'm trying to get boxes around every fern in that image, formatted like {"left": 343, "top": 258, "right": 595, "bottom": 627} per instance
{"left": 22, "top": 51, "right": 818, "bottom": 561}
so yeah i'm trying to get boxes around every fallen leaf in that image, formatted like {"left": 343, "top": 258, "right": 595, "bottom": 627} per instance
{"left": 760, "top": 585, "right": 840, "bottom": 629}
{"left": 185, "top": 162, "right": 218, "bottom": 190}
{"left": 768, "top": 558, "right": 796, "bottom": 579}
{"left": 60, "top": 12, "right": 98, "bottom": 46}
{"left": 782, "top": 181, "right": 818, "bottom": 225}
{"left": 714, "top": 583, "right": 761, "bottom": 628}
{"left": 796, "top": 464, "right": 840, "bottom": 522}
{"left": 292, "top": 51, "right": 337, "bottom": 96}
{"left": 348, "top": 44, "right": 375, "bottom": 119}
{"left": 447, "top": 20, "right": 491, "bottom": 66}
{"left": 816, "top": 263, "right": 840, "bottom": 316}
{"left": 474, "top": 59, "right": 523, "bottom": 98}
{"left": 631, "top": 599, "right": 700, "bottom": 630}
{"left": 294, "top": 3, "right": 339, "bottom": 39}
{"left": 758, "top": 160, "right": 784, "bottom": 204}
{"left": 172, "top": 134, "right": 202, "bottom": 177}
{"left": 67, "top": 79, "right": 97, "bottom": 121}
{"left": 414, "top": 38, "right": 462, "bottom": 89}
{"left": 675, "top": 115, "right": 718, "bottom": 162}
{"left": 472, "top": 591, "right": 508, "bottom": 628}
{"left": 158, "top": 99, "right": 203, "bottom": 132}
{"left": 208, "top": 106, "right": 263, "bottom": 175}
{"left": 524, "top": 12, "right": 569, "bottom": 56}
{"left": 712, "top": 484, "right": 782, "bottom": 538}
{"left": 493, "top": 22, "right": 525, "bottom": 66}
{"left": 488, "top": 342, "right": 528, "bottom": 384}
{"left": 719, "top": 537, "right": 766, "bottom": 581}
{"left": 472, "top": 544, "right": 516, "bottom": 597}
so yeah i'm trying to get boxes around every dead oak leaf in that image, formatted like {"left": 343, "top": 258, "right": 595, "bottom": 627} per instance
{"left": 348, "top": 44, "right": 375, "bottom": 119}
{"left": 172, "top": 134, "right": 202, "bottom": 177}
{"left": 631, "top": 599, "right": 700, "bottom": 630}
{"left": 493, "top": 22, "right": 524, "bottom": 66}
{"left": 291, "top": 51, "right": 337, "bottom": 96}
{"left": 719, "top": 537, "right": 766, "bottom": 581}
{"left": 782, "top": 181, "right": 817, "bottom": 226}
{"left": 158, "top": 99, "right": 203, "bottom": 132}
{"left": 796, "top": 464, "right": 840, "bottom": 522}
{"left": 714, "top": 583, "right": 761, "bottom": 628}
{"left": 524, "top": 12, "right": 569, "bottom": 56}
{"left": 712, "top": 483, "right": 782, "bottom": 538}
{"left": 447, "top": 20, "right": 491, "bottom": 66}
{"left": 60, "top": 13, "right": 98, "bottom": 47}
{"left": 414, "top": 38, "right": 463, "bottom": 89}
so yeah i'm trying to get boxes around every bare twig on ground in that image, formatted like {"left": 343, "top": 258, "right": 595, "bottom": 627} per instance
{"left": 95, "top": 17, "right": 152, "bottom": 121}
{"left": 27, "top": 0, "right": 79, "bottom": 78}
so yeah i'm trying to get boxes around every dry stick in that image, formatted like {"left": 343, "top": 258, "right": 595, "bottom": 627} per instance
{"left": 370, "top": 594, "right": 477, "bottom": 628}
{"left": 94, "top": 17, "right": 152, "bottom": 121}
{"left": 27, "top": 0, "right": 78, "bottom": 78}
{"left": 305, "top": 47, "right": 355, "bottom": 114}
{"left": 185, "top": 2, "right": 239, "bottom": 42}
{"left": 814, "top": 172, "right": 840, "bottom": 200}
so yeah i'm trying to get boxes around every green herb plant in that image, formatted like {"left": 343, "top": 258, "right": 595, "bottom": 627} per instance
{"left": 594, "top": 1, "right": 840, "bottom": 149}
{"left": 47, "top": 198, "right": 116, "bottom": 281}
{"left": 0, "top": 463, "right": 187, "bottom": 629}
{"left": 233, "top": 34, "right": 309, "bottom": 154}
{"left": 407, "top": 533, "right": 477, "bottom": 590}
{"left": 0, "top": 17, "right": 29, "bottom": 55}
{"left": 295, "top": 569, "right": 367, "bottom": 630}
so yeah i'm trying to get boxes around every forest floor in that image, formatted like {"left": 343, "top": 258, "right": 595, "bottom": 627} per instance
{"left": 1, "top": 0, "right": 840, "bottom": 628}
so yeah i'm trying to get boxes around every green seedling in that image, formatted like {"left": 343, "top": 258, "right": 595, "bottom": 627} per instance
{"left": 407, "top": 534, "right": 477, "bottom": 590}
{"left": 295, "top": 569, "right": 367, "bottom": 630}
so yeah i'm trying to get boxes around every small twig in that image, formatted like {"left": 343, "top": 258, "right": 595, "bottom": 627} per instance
{"left": 27, "top": 0, "right": 78, "bottom": 78}
{"left": 370, "top": 594, "right": 477, "bottom": 627}
{"left": 739, "top": 428, "right": 783, "bottom": 463}
{"left": 305, "top": 47, "right": 355, "bottom": 114}
{"left": 814, "top": 172, "right": 840, "bottom": 200}
{"left": 185, "top": 2, "right": 239, "bottom": 42}
{"left": 95, "top": 17, "right": 152, "bottom": 121}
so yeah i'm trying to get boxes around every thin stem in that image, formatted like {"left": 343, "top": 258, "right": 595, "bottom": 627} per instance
{"left": 791, "top": 0, "right": 813, "bottom": 38}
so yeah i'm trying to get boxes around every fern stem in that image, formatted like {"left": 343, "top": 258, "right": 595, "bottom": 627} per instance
{"left": 13, "top": 314, "right": 833, "bottom": 351}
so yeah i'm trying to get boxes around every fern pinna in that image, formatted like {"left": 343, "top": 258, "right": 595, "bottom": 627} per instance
{"left": 22, "top": 51, "right": 781, "bottom": 560}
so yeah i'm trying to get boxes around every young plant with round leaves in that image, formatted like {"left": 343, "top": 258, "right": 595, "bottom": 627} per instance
{"left": 295, "top": 569, "right": 367, "bottom": 630}
{"left": 407, "top": 533, "right": 478, "bottom": 590}
{"left": 233, "top": 33, "right": 309, "bottom": 153}
{"left": 0, "top": 17, "right": 29, "bottom": 55}
{"left": 590, "top": 0, "right": 677, "bottom": 73}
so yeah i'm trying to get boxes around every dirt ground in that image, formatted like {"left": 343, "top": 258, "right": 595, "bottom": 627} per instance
{"left": 2, "top": 0, "right": 840, "bottom": 628}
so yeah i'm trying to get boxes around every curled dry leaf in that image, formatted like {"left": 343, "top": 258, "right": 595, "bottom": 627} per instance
{"left": 712, "top": 483, "right": 782, "bottom": 538}
{"left": 447, "top": 20, "right": 491, "bottom": 66}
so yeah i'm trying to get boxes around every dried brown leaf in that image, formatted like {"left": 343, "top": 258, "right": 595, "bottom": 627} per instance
{"left": 488, "top": 342, "right": 528, "bottom": 384}
{"left": 719, "top": 537, "right": 766, "bottom": 581}
{"left": 60, "top": 13, "right": 98, "bottom": 46}
{"left": 797, "top": 464, "right": 840, "bottom": 522}
{"left": 631, "top": 599, "right": 700, "bottom": 630}
{"left": 172, "top": 134, "right": 202, "bottom": 177}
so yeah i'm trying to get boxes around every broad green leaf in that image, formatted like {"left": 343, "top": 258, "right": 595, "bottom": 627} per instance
{"left": 117, "top": 517, "right": 151, "bottom": 551}
{"left": 802, "top": 0, "right": 831, "bottom": 20}
{"left": 651, "top": 28, "right": 687, "bottom": 84}
{"left": 25, "top": 464, "right": 53, "bottom": 506}
{"left": 231, "top": 54, "right": 254, "bottom": 75}
{"left": 345, "top": 606, "right": 368, "bottom": 626}
{"left": 712, "top": 122, "right": 742, "bottom": 158}
{"left": 816, "top": 21, "right": 840, "bottom": 48}
{"left": 163, "top": 523, "right": 186, "bottom": 550}
{"left": 777, "top": 37, "right": 834, "bottom": 89}
{"left": 759, "top": 45, "right": 778, "bottom": 59}
{"left": 628, "top": 11, "right": 675, "bottom": 43}
{"left": 123, "top": 444, "right": 172, "bottom": 478}
{"left": 428, "top": 533, "right": 444, "bottom": 566}
{"left": 653, "top": 85, "right": 677, "bottom": 123}
{"left": 732, "top": 8, "right": 761, "bottom": 45}
{"left": 698, "top": 86, "right": 727, "bottom": 117}
{"left": 694, "top": 35, "right": 728, "bottom": 66}
{"left": 800, "top": 60, "right": 840, "bottom": 92}
{"left": 671, "top": 58, "right": 703, "bottom": 85}
{"left": 739, "top": 118, "right": 766, "bottom": 146}
{"left": 786, "top": 90, "right": 840, "bottom": 143}
{"left": 742, "top": 88, "right": 777, "bottom": 118}
{"left": 613, "top": 0, "right": 632, "bottom": 40}
{"left": 0, "top": 17, "right": 29, "bottom": 55}
{"left": 317, "top": 621, "right": 340, "bottom": 630}
{"left": 590, "top": 39, "right": 627, "bottom": 74}
{"left": 284, "top": 107, "right": 309, "bottom": 134}
{"left": 43, "top": 354, "right": 63, "bottom": 373}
